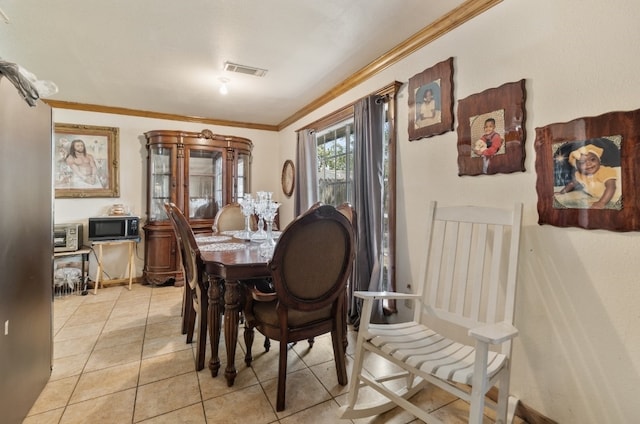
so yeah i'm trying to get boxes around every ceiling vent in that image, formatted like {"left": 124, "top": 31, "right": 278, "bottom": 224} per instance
{"left": 223, "top": 62, "right": 268, "bottom": 77}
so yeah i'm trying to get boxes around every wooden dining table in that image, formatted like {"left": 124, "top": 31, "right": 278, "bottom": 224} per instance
{"left": 195, "top": 232, "right": 272, "bottom": 386}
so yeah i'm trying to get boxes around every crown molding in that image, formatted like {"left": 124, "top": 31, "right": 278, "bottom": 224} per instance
{"left": 276, "top": 0, "right": 501, "bottom": 130}
{"left": 43, "top": 100, "right": 279, "bottom": 132}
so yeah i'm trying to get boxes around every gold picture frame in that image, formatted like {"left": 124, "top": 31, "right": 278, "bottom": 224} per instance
{"left": 408, "top": 57, "right": 454, "bottom": 141}
{"left": 54, "top": 123, "right": 120, "bottom": 198}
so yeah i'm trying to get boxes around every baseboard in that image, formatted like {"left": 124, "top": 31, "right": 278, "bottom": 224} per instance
{"left": 487, "top": 387, "right": 558, "bottom": 424}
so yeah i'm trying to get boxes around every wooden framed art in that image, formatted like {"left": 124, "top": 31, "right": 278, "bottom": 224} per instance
{"left": 535, "top": 109, "right": 640, "bottom": 231}
{"left": 54, "top": 123, "right": 120, "bottom": 198}
{"left": 281, "top": 159, "right": 295, "bottom": 197}
{"left": 457, "top": 79, "right": 526, "bottom": 176}
{"left": 408, "top": 57, "right": 454, "bottom": 141}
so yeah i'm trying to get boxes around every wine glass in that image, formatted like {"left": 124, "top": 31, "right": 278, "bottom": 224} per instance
{"left": 259, "top": 201, "right": 280, "bottom": 258}
{"left": 251, "top": 191, "right": 271, "bottom": 241}
{"left": 237, "top": 194, "right": 255, "bottom": 240}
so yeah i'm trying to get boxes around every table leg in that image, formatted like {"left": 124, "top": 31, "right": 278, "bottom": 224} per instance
{"left": 207, "top": 274, "right": 223, "bottom": 377}
{"left": 223, "top": 278, "right": 241, "bottom": 386}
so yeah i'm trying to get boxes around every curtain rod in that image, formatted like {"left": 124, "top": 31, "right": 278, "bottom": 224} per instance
{"left": 296, "top": 81, "right": 402, "bottom": 133}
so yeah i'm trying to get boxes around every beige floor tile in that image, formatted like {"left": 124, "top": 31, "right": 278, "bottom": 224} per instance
{"left": 134, "top": 372, "right": 202, "bottom": 422}
{"left": 69, "top": 361, "right": 140, "bottom": 404}
{"left": 262, "top": 368, "right": 332, "bottom": 419}
{"left": 136, "top": 403, "right": 206, "bottom": 424}
{"left": 40, "top": 286, "right": 516, "bottom": 424}
{"left": 309, "top": 354, "right": 354, "bottom": 397}
{"left": 202, "top": 384, "right": 277, "bottom": 424}
{"left": 142, "top": 333, "right": 192, "bottom": 359}
{"left": 248, "top": 342, "right": 307, "bottom": 381}
{"left": 53, "top": 334, "right": 97, "bottom": 360}
{"left": 94, "top": 324, "right": 145, "bottom": 350}
{"left": 63, "top": 305, "right": 112, "bottom": 327}
{"left": 144, "top": 316, "right": 183, "bottom": 340}
{"left": 109, "top": 302, "right": 150, "bottom": 319}
{"left": 334, "top": 389, "right": 418, "bottom": 424}
{"left": 84, "top": 339, "right": 142, "bottom": 372}
{"left": 139, "top": 348, "right": 195, "bottom": 385}
{"left": 101, "top": 313, "right": 148, "bottom": 333}
{"left": 280, "top": 399, "right": 353, "bottom": 424}
{"left": 197, "top": 362, "right": 259, "bottom": 401}
{"left": 292, "top": 332, "right": 339, "bottom": 368}
{"left": 22, "top": 407, "right": 65, "bottom": 424}
{"left": 60, "top": 387, "right": 136, "bottom": 424}
{"left": 50, "top": 351, "right": 91, "bottom": 381}
{"left": 54, "top": 321, "right": 105, "bottom": 342}
{"left": 146, "top": 307, "right": 182, "bottom": 325}
{"left": 27, "top": 375, "right": 79, "bottom": 416}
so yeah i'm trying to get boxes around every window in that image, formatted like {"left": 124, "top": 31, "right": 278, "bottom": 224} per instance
{"left": 304, "top": 82, "right": 400, "bottom": 315}
{"left": 316, "top": 119, "right": 354, "bottom": 206}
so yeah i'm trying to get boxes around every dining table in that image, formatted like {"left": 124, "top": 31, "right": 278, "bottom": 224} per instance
{"left": 195, "top": 231, "right": 275, "bottom": 386}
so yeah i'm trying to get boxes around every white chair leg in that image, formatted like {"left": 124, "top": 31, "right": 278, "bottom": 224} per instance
{"left": 495, "top": 363, "right": 513, "bottom": 424}
{"left": 506, "top": 395, "right": 519, "bottom": 424}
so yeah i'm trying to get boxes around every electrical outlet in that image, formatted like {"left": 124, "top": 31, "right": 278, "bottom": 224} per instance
{"left": 4, "top": 320, "right": 8, "bottom": 335}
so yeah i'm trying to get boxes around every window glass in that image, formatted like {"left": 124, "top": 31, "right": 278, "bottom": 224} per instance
{"left": 316, "top": 119, "right": 354, "bottom": 206}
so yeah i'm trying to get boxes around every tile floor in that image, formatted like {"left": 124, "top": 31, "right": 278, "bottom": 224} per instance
{"left": 24, "top": 284, "right": 524, "bottom": 424}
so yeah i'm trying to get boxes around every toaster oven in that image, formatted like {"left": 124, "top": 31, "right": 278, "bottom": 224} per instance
{"left": 54, "top": 223, "right": 84, "bottom": 252}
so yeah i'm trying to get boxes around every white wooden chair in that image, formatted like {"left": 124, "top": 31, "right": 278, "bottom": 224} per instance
{"left": 339, "top": 201, "right": 523, "bottom": 424}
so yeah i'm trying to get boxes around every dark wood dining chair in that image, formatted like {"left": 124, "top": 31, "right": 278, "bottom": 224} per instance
{"left": 242, "top": 204, "right": 356, "bottom": 411}
{"left": 336, "top": 202, "right": 356, "bottom": 349}
{"left": 163, "top": 203, "right": 192, "bottom": 337}
{"left": 165, "top": 202, "right": 209, "bottom": 371}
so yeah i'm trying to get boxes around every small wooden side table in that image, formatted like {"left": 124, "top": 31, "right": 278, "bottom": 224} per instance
{"left": 92, "top": 238, "right": 140, "bottom": 294}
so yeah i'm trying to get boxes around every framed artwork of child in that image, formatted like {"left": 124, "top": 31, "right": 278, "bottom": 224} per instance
{"left": 535, "top": 109, "right": 640, "bottom": 231}
{"left": 408, "top": 57, "right": 454, "bottom": 141}
{"left": 456, "top": 80, "right": 526, "bottom": 176}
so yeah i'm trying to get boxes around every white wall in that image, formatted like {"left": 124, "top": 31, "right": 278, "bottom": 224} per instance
{"left": 53, "top": 109, "right": 279, "bottom": 281}
{"left": 279, "top": 0, "right": 640, "bottom": 422}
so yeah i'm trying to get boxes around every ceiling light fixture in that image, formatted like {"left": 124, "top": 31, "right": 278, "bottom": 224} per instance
{"left": 218, "top": 77, "right": 229, "bottom": 95}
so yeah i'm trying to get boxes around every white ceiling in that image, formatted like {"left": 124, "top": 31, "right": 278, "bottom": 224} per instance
{"left": 0, "top": 0, "right": 468, "bottom": 128}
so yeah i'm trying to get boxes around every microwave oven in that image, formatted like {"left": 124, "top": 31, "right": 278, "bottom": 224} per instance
{"left": 54, "top": 223, "right": 83, "bottom": 252}
{"left": 88, "top": 216, "right": 140, "bottom": 241}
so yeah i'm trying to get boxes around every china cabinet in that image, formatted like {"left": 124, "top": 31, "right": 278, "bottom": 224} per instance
{"left": 143, "top": 129, "right": 252, "bottom": 285}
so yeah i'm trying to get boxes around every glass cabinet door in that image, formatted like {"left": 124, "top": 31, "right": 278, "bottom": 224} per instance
{"left": 236, "top": 151, "right": 251, "bottom": 201}
{"left": 149, "top": 146, "right": 172, "bottom": 222}
{"left": 187, "top": 148, "right": 223, "bottom": 220}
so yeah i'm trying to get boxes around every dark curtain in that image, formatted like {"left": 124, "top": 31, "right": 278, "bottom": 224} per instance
{"left": 350, "top": 95, "right": 386, "bottom": 326}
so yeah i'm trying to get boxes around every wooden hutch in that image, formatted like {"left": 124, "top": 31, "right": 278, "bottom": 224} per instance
{"left": 143, "top": 129, "right": 252, "bottom": 285}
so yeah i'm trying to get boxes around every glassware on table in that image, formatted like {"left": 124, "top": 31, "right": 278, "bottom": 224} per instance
{"left": 236, "top": 194, "right": 255, "bottom": 240}
{"left": 251, "top": 191, "right": 271, "bottom": 241}
{"left": 259, "top": 200, "right": 280, "bottom": 258}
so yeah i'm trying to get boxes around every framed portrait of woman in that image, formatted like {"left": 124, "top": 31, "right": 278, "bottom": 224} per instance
{"left": 54, "top": 123, "right": 119, "bottom": 198}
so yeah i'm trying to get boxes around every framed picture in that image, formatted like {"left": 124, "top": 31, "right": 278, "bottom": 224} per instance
{"left": 54, "top": 123, "right": 120, "bottom": 198}
{"left": 408, "top": 57, "right": 454, "bottom": 141}
{"left": 456, "top": 80, "right": 526, "bottom": 176}
{"left": 535, "top": 109, "right": 640, "bottom": 231}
